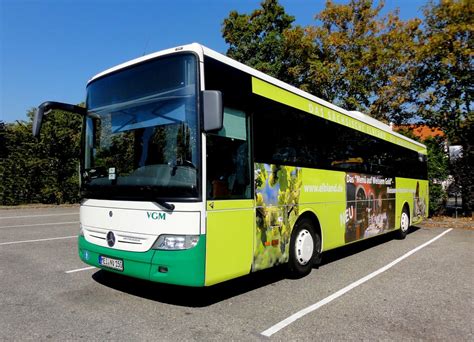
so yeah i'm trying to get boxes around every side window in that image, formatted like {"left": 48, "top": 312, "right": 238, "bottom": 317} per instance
{"left": 207, "top": 108, "right": 251, "bottom": 200}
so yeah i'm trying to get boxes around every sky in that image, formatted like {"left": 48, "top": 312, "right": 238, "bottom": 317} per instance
{"left": 0, "top": 0, "right": 427, "bottom": 123}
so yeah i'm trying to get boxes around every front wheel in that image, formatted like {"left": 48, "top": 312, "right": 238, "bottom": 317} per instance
{"left": 287, "top": 219, "right": 320, "bottom": 278}
{"left": 396, "top": 207, "right": 410, "bottom": 239}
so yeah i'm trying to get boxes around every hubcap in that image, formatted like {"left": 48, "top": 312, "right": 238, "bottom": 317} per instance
{"left": 401, "top": 212, "right": 409, "bottom": 232}
{"left": 295, "top": 229, "right": 314, "bottom": 265}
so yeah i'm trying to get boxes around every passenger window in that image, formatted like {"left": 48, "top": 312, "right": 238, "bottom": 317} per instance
{"left": 207, "top": 108, "right": 251, "bottom": 200}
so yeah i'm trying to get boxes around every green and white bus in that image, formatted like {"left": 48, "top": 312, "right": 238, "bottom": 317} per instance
{"left": 33, "top": 43, "right": 428, "bottom": 287}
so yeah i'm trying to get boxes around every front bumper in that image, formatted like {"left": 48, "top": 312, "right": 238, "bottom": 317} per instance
{"left": 78, "top": 235, "right": 206, "bottom": 287}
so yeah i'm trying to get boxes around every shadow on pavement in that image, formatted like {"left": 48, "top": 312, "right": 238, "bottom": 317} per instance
{"left": 92, "top": 227, "right": 420, "bottom": 307}
{"left": 320, "top": 226, "right": 419, "bottom": 267}
{"left": 92, "top": 264, "right": 287, "bottom": 308}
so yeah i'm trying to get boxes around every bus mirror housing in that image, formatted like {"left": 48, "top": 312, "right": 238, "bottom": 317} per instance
{"left": 33, "top": 101, "right": 87, "bottom": 137}
{"left": 202, "top": 90, "right": 223, "bottom": 132}
{"left": 32, "top": 105, "right": 47, "bottom": 138}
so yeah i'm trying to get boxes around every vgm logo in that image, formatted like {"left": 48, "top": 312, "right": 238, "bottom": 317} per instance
{"left": 147, "top": 212, "right": 166, "bottom": 220}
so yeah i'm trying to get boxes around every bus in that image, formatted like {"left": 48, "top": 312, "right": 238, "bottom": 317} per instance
{"left": 33, "top": 43, "right": 428, "bottom": 287}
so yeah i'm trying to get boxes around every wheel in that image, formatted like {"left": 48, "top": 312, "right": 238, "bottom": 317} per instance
{"left": 287, "top": 218, "right": 321, "bottom": 278}
{"left": 396, "top": 207, "right": 410, "bottom": 239}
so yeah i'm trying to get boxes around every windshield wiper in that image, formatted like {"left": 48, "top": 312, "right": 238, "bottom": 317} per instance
{"left": 156, "top": 200, "right": 175, "bottom": 211}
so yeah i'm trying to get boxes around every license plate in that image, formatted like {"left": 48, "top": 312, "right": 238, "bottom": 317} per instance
{"left": 99, "top": 255, "right": 124, "bottom": 271}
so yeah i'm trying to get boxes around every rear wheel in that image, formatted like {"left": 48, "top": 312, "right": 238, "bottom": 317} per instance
{"left": 287, "top": 218, "right": 320, "bottom": 278}
{"left": 397, "top": 207, "right": 410, "bottom": 239}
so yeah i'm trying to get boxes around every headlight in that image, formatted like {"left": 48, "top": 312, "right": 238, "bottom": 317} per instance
{"left": 152, "top": 235, "right": 199, "bottom": 250}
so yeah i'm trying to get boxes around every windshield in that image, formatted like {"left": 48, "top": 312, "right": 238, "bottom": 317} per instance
{"left": 82, "top": 53, "right": 200, "bottom": 200}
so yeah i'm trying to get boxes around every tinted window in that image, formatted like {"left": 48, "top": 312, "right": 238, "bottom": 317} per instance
{"left": 204, "top": 57, "right": 253, "bottom": 199}
{"left": 253, "top": 97, "right": 427, "bottom": 179}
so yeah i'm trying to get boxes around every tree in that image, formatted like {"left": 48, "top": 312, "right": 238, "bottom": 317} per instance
{"left": 415, "top": 0, "right": 472, "bottom": 139}
{"left": 425, "top": 137, "right": 450, "bottom": 214}
{"left": 32, "top": 108, "right": 82, "bottom": 204}
{"left": 414, "top": 0, "right": 473, "bottom": 212}
{"left": 222, "top": 0, "right": 421, "bottom": 124}
{"left": 0, "top": 119, "right": 37, "bottom": 205}
{"left": 448, "top": 119, "right": 473, "bottom": 213}
{"left": 0, "top": 109, "right": 82, "bottom": 205}
{"left": 305, "top": 0, "right": 421, "bottom": 123}
{"left": 222, "top": 0, "right": 297, "bottom": 83}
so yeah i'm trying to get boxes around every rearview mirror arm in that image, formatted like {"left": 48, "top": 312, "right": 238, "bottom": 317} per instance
{"left": 33, "top": 101, "right": 87, "bottom": 137}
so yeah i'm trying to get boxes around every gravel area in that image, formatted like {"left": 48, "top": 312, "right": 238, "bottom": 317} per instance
{"left": 418, "top": 216, "right": 474, "bottom": 230}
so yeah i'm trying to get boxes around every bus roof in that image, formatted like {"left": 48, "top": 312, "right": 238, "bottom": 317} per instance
{"left": 88, "top": 43, "right": 426, "bottom": 152}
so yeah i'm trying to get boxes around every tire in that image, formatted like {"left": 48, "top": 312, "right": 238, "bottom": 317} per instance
{"left": 287, "top": 218, "right": 321, "bottom": 278}
{"left": 396, "top": 207, "right": 410, "bottom": 239}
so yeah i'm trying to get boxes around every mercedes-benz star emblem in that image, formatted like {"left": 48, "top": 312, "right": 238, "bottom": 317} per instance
{"left": 106, "top": 231, "right": 115, "bottom": 247}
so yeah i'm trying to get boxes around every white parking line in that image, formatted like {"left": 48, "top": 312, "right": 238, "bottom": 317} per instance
{"left": 65, "top": 266, "right": 96, "bottom": 274}
{"left": 0, "top": 235, "right": 77, "bottom": 246}
{"left": 0, "top": 212, "right": 78, "bottom": 219}
{"left": 261, "top": 228, "right": 453, "bottom": 337}
{"left": 0, "top": 221, "right": 80, "bottom": 229}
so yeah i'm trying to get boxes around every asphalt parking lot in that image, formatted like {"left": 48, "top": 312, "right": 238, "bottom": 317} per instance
{"left": 1, "top": 206, "right": 472, "bottom": 341}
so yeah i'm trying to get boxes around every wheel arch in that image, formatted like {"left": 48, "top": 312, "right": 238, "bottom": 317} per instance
{"left": 295, "top": 209, "right": 323, "bottom": 252}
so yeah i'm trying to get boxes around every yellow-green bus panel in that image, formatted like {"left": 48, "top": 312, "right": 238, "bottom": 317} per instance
{"left": 253, "top": 163, "right": 427, "bottom": 272}
{"left": 205, "top": 199, "right": 254, "bottom": 286}
{"left": 395, "top": 178, "right": 429, "bottom": 227}
{"left": 254, "top": 165, "right": 347, "bottom": 271}
{"left": 204, "top": 167, "right": 428, "bottom": 282}
{"left": 299, "top": 169, "right": 346, "bottom": 251}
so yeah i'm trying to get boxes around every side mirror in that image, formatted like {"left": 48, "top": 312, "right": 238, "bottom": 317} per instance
{"left": 32, "top": 104, "right": 47, "bottom": 137}
{"left": 32, "top": 101, "right": 87, "bottom": 137}
{"left": 202, "top": 90, "right": 223, "bottom": 132}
